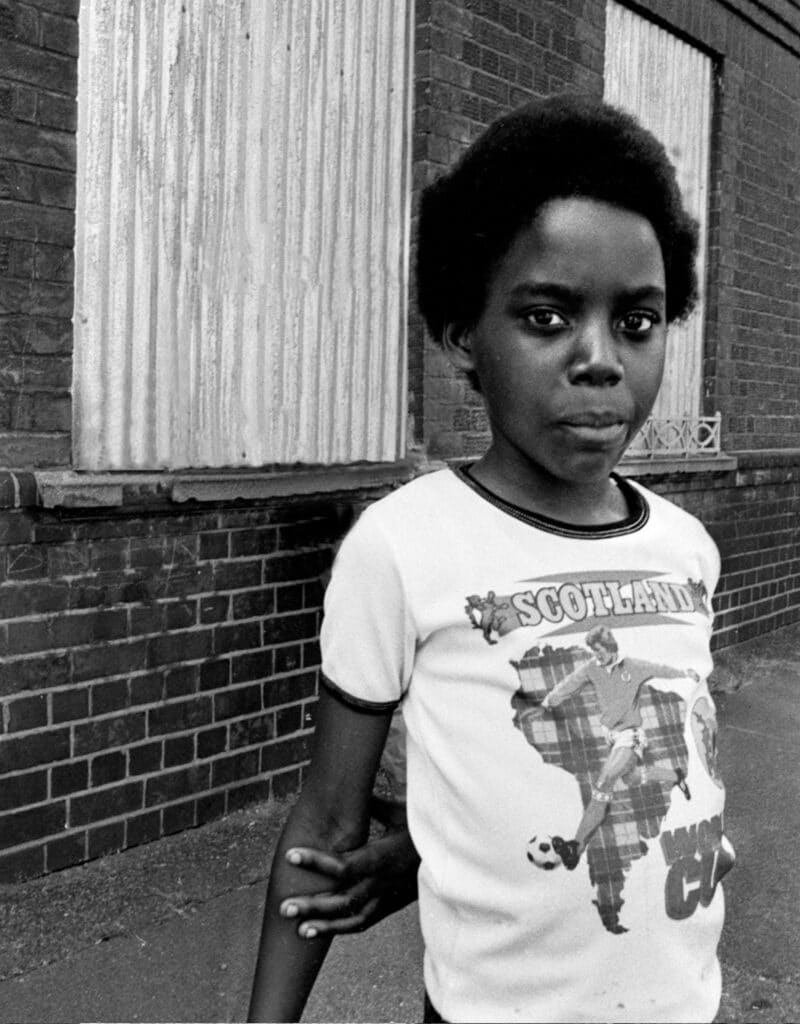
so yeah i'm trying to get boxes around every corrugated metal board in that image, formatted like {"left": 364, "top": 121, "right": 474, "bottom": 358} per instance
{"left": 604, "top": 0, "right": 712, "bottom": 423}
{"left": 74, "top": 0, "right": 411, "bottom": 470}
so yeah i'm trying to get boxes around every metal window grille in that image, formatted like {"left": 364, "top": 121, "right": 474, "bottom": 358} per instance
{"left": 626, "top": 414, "right": 722, "bottom": 459}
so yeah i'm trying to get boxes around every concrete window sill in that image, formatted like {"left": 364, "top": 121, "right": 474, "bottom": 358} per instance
{"left": 32, "top": 460, "right": 423, "bottom": 509}
{"left": 618, "top": 453, "right": 739, "bottom": 478}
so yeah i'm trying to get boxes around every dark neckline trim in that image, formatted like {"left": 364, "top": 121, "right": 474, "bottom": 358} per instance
{"left": 453, "top": 464, "right": 649, "bottom": 539}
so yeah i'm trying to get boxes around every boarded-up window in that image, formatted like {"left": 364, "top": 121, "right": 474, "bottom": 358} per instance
{"left": 605, "top": 1, "right": 717, "bottom": 457}
{"left": 74, "top": 0, "right": 411, "bottom": 470}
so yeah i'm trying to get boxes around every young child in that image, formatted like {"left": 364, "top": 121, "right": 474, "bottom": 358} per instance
{"left": 248, "top": 94, "right": 734, "bottom": 1023}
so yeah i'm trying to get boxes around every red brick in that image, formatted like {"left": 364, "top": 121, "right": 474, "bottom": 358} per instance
{"left": 197, "top": 725, "right": 227, "bottom": 759}
{"left": 147, "top": 697, "right": 212, "bottom": 737}
{"left": 0, "top": 653, "right": 68, "bottom": 699}
{"left": 198, "top": 532, "right": 229, "bottom": 560}
{"left": 0, "top": 726, "right": 69, "bottom": 772}
{"left": 72, "top": 639, "right": 148, "bottom": 683}
{"left": 0, "top": 430, "right": 70, "bottom": 467}
{"left": 129, "top": 741, "right": 163, "bottom": 777}
{"left": 5, "top": 543, "right": 47, "bottom": 580}
{"left": 231, "top": 650, "right": 271, "bottom": 685}
{"left": 276, "top": 704, "right": 303, "bottom": 737}
{"left": 0, "top": 509, "right": 34, "bottom": 545}
{"left": 230, "top": 528, "right": 279, "bottom": 558}
{"left": 87, "top": 820, "right": 124, "bottom": 859}
{"left": 163, "top": 799, "right": 195, "bottom": 836}
{"left": 199, "top": 659, "right": 229, "bottom": 692}
{"left": 163, "top": 664, "right": 197, "bottom": 699}
{"left": 164, "top": 734, "right": 194, "bottom": 768}
{"left": 51, "top": 686, "right": 88, "bottom": 723}
{"left": 144, "top": 763, "right": 210, "bottom": 807}
{"left": 213, "top": 560, "right": 262, "bottom": 591}
{"left": 90, "top": 678, "right": 130, "bottom": 716}
{"left": 0, "top": 844, "right": 44, "bottom": 881}
{"left": 196, "top": 792, "right": 225, "bottom": 826}
{"left": 260, "top": 734, "right": 313, "bottom": 774}
{"left": 215, "top": 621, "right": 261, "bottom": 655}
{"left": 214, "top": 683, "right": 262, "bottom": 722}
{"left": 275, "top": 583, "right": 304, "bottom": 613}
{"left": 91, "top": 750, "right": 126, "bottom": 787}
{"left": 51, "top": 758, "right": 88, "bottom": 797}
{"left": 229, "top": 712, "right": 275, "bottom": 749}
{"left": 126, "top": 810, "right": 161, "bottom": 848}
{"left": 0, "top": 198, "right": 74, "bottom": 247}
{"left": 46, "top": 831, "right": 86, "bottom": 872}
{"left": 264, "top": 671, "right": 317, "bottom": 708}
{"left": 73, "top": 711, "right": 146, "bottom": 756}
{"left": 1, "top": 38, "right": 76, "bottom": 92}
{"left": 34, "top": 241, "right": 73, "bottom": 281}
{"left": 274, "top": 644, "right": 302, "bottom": 674}
{"left": 5, "top": 692, "right": 47, "bottom": 730}
{"left": 262, "top": 611, "right": 318, "bottom": 645}
{"left": 69, "top": 780, "right": 144, "bottom": 827}
{"left": 227, "top": 778, "right": 271, "bottom": 812}
{"left": 164, "top": 600, "right": 197, "bottom": 630}
{"left": 199, "top": 594, "right": 230, "bottom": 623}
{"left": 0, "top": 799, "right": 65, "bottom": 849}
{"left": 231, "top": 589, "right": 273, "bottom": 620}
{"left": 40, "top": 11, "right": 78, "bottom": 56}
{"left": 0, "top": 767, "right": 47, "bottom": 810}
{"left": 146, "top": 630, "right": 213, "bottom": 668}
{"left": 211, "top": 749, "right": 260, "bottom": 789}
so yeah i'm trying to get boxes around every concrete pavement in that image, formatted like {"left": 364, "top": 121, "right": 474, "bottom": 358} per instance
{"left": 0, "top": 624, "right": 798, "bottom": 1023}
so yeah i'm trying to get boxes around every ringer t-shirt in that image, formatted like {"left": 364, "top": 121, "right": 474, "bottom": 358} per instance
{"left": 321, "top": 467, "right": 733, "bottom": 1024}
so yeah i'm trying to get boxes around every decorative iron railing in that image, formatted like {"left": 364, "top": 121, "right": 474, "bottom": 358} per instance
{"left": 625, "top": 414, "right": 721, "bottom": 459}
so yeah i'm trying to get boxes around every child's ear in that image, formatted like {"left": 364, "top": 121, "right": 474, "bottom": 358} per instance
{"left": 442, "top": 321, "right": 476, "bottom": 373}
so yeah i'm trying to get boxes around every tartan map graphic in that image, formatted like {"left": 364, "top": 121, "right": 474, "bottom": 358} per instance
{"left": 511, "top": 643, "right": 688, "bottom": 934}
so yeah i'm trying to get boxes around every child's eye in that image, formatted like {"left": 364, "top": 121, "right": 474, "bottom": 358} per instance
{"left": 524, "top": 308, "right": 568, "bottom": 330}
{"left": 617, "top": 311, "right": 659, "bottom": 336}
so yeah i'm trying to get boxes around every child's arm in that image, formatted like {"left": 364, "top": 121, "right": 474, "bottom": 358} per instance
{"left": 247, "top": 690, "right": 394, "bottom": 1022}
{"left": 275, "top": 815, "right": 420, "bottom": 937}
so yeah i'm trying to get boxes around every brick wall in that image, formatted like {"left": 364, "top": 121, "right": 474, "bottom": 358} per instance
{"left": 0, "top": 478, "right": 377, "bottom": 882}
{"left": 0, "top": 0, "right": 77, "bottom": 468}
{"left": 412, "top": 0, "right": 800, "bottom": 458}
{"left": 412, "top": 0, "right": 606, "bottom": 456}
{"left": 634, "top": 451, "right": 800, "bottom": 649}
{"left": 1, "top": 0, "right": 800, "bottom": 884}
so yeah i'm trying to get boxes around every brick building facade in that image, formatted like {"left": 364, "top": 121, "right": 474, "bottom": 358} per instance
{"left": 1, "top": 0, "right": 798, "bottom": 881}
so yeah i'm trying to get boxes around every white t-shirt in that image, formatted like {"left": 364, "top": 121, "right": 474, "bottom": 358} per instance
{"left": 321, "top": 467, "right": 733, "bottom": 1024}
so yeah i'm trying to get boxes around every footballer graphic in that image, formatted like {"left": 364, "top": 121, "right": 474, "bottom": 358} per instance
{"left": 526, "top": 835, "right": 563, "bottom": 870}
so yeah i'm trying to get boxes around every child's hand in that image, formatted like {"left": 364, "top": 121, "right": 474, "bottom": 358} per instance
{"left": 279, "top": 827, "right": 420, "bottom": 938}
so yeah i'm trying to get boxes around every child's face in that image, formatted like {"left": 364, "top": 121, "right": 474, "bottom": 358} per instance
{"left": 445, "top": 197, "right": 666, "bottom": 494}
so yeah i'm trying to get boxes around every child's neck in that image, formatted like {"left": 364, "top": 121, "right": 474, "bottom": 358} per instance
{"left": 468, "top": 454, "right": 630, "bottom": 526}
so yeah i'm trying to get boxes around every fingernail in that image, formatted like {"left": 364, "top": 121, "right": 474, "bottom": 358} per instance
{"left": 303, "top": 927, "right": 317, "bottom": 939}
{"left": 282, "top": 903, "right": 298, "bottom": 918}
{"left": 286, "top": 850, "right": 302, "bottom": 865}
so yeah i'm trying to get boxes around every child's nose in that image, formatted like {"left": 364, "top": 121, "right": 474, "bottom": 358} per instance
{"left": 568, "top": 321, "right": 623, "bottom": 386}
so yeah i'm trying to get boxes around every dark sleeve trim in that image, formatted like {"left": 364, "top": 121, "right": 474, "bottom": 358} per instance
{"left": 321, "top": 674, "right": 401, "bottom": 715}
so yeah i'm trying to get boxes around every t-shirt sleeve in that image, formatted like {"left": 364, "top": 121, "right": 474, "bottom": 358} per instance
{"left": 700, "top": 524, "right": 721, "bottom": 599}
{"left": 320, "top": 507, "right": 415, "bottom": 712}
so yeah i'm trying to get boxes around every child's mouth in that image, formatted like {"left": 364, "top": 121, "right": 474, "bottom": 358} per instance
{"left": 559, "top": 419, "right": 628, "bottom": 446}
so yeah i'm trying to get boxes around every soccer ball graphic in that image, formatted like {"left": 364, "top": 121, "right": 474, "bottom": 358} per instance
{"left": 527, "top": 835, "right": 562, "bottom": 870}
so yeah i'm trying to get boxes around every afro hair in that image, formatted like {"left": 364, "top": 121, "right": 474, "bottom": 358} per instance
{"left": 416, "top": 94, "right": 699, "bottom": 348}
